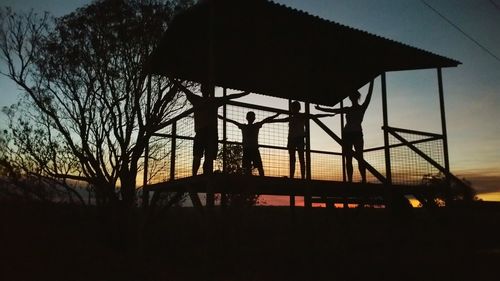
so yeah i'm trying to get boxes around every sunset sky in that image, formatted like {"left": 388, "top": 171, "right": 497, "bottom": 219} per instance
{"left": 1, "top": 0, "right": 499, "bottom": 200}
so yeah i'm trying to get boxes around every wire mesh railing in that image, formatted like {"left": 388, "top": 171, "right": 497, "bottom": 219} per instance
{"left": 145, "top": 101, "right": 446, "bottom": 188}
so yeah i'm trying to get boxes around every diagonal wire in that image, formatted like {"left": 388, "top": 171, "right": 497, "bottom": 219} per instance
{"left": 420, "top": 0, "right": 500, "bottom": 63}
{"left": 490, "top": 0, "right": 500, "bottom": 11}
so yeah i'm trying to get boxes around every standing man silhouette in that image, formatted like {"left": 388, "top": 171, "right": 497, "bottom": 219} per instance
{"left": 182, "top": 83, "right": 248, "bottom": 175}
{"left": 316, "top": 81, "right": 374, "bottom": 183}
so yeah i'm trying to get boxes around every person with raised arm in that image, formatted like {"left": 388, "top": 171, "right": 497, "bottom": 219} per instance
{"left": 315, "top": 81, "right": 374, "bottom": 183}
{"left": 219, "top": 111, "right": 280, "bottom": 176}
{"left": 179, "top": 82, "right": 249, "bottom": 175}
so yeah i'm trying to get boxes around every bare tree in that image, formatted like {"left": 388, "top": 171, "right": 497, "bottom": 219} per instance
{"left": 1, "top": 99, "right": 86, "bottom": 204}
{"left": 0, "top": 0, "right": 194, "bottom": 209}
{"left": 215, "top": 143, "right": 260, "bottom": 207}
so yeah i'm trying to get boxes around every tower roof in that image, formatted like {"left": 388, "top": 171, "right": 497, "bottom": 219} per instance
{"left": 147, "top": 0, "right": 460, "bottom": 105}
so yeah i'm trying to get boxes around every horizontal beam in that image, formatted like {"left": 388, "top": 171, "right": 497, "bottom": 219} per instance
{"left": 151, "top": 134, "right": 344, "bottom": 156}
{"left": 310, "top": 197, "right": 385, "bottom": 205}
{"left": 146, "top": 174, "right": 445, "bottom": 198}
{"left": 383, "top": 126, "right": 443, "bottom": 138}
{"left": 153, "top": 128, "right": 441, "bottom": 155}
{"left": 363, "top": 135, "right": 442, "bottom": 153}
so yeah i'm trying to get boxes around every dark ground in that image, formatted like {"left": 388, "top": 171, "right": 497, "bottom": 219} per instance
{"left": 1, "top": 201, "right": 500, "bottom": 281}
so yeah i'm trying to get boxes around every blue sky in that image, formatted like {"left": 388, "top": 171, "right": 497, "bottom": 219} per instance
{"left": 1, "top": 0, "right": 499, "bottom": 198}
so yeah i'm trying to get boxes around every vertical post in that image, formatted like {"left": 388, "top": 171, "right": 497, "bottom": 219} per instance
{"left": 170, "top": 121, "right": 177, "bottom": 181}
{"left": 205, "top": 0, "right": 215, "bottom": 207}
{"left": 381, "top": 72, "right": 392, "bottom": 184}
{"left": 222, "top": 88, "right": 228, "bottom": 172}
{"left": 288, "top": 99, "right": 295, "bottom": 208}
{"left": 437, "top": 68, "right": 450, "bottom": 173}
{"left": 437, "top": 68, "right": 452, "bottom": 204}
{"left": 221, "top": 88, "right": 228, "bottom": 207}
{"left": 142, "top": 74, "right": 152, "bottom": 208}
{"left": 340, "top": 101, "right": 348, "bottom": 208}
{"left": 304, "top": 102, "right": 312, "bottom": 208}
{"left": 205, "top": 84, "right": 216, "bottom": 208}
{"left": 305, "top": 102, "right": 312, "bottom": 180}
{"left": 340, "top": 101, "right": 346, "bottom": 183}
{"left": 143, "top": 142, "right": 150, "bottom": 208}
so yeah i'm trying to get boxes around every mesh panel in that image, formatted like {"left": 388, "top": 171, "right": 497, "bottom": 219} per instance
{"left": 223, "top": 105, "right": 288, "bottom": 148}
{"left": 223, "top": 105, "right": 291, "bottom": 177}
{"left": 310, "top": 152, "right": 343, "bottom": 181}
{"left": 363, "top": 149, "right": 386, "bottom": 183}
{"left": 389, "top": 132, "right": 444, "bottom": 185}
{"left": 260, "top": 147, "right": 289, "bottom": 177}
{"left": 146, "top": 135, "right": 170, "bottom": 184}
{"left": 145, "top": 103, "right": 445, "bottom": 187}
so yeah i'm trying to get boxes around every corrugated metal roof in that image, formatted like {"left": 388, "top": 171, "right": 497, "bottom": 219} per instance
{"left": 147, "top": 0, "right": 460, "bottom": 105}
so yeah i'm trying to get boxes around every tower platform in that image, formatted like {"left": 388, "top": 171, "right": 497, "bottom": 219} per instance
{"left": 144, "top": 174, "right": 445, "bottom": 208}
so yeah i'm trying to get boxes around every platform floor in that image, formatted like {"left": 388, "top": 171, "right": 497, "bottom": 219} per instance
{"left": 145, "top": 174, "right": 444, "bottom": 200}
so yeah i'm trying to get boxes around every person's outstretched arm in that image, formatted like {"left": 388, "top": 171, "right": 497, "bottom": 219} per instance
{"left": 361, "top": 80, "right": 374, "bottom": 110}
{"left": 315, "top": 105, "right": 347, "bottom": 114}
{"left": 218, "top": 114, "right": 242, "bottom": 127}
{"left": 173, "top": 80, "right": 200, "bottom": 105}
{"left": 313, "top": 113, "right": 336, "bottom": 118}
{"left": 259, "top": 113, "right": 281, "bottom": 124}
{"left": 266, "top": 116, "right": 290, "bottom": 123}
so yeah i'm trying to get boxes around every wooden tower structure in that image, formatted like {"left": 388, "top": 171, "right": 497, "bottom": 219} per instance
{"left": 142, "top": 0, "right": 464, "bottom": 209}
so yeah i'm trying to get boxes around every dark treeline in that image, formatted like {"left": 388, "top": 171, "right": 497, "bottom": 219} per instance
{"left": 1, "top": 201, "right": 500, "bottom": 281}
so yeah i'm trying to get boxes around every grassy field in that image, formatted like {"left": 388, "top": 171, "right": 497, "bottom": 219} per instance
{"left": 1, "top": 201, "right": 499, "bottom": 281}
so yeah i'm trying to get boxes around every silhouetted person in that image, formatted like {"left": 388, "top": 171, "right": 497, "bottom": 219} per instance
{"left": 219, "top": 111, "right": 280, "bottom": 176}
{"left": 273, "top": 101, "right": 333, "bottom": 179}
{"left": 183, "top": 83, "right": 248, "bottom": 175}
{"left": 315, "top": 81, "right": 374, "bottom": 183}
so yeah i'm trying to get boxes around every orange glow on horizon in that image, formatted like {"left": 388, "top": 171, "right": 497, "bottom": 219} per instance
{"left": 477, "top": 192, "right": 500, "bottom": 202}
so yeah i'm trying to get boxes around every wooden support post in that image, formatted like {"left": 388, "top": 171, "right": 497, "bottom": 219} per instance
{"left": 142, "top": 75, "right": 152, "bottom": 209}
{"left": 206, "top": 181, "right": 215, "bottom": 208}
{"left": 437, "top": 68, "right": 452, "bottom": 203}
{"left": 222, "top": 88, "right": 228, "bottom": 173}
{"left": 143, "top": 143, "right": 150, "bottom": 208}
{"left": 340, "top": 101, "right": 348, "bottom": 209}
{"left": 288, "top": 99, "right": 295, "bottom": 208}
{"left": 204, "top": 83, "right": 216, "bottom": 208}
{"left": 340, "top": 101, "right": 346, "bottom": 183}
{"left": 381, "top": 72, "right": 392, "bottom": 184}
{"left": 437, "top": 68, "right": 450, "bottom": 173}
{"left": 304, "top": 102, "right": 312, "bottom": 209}
{"left": 221, "top": 88, "right": 228, "bottom": 207}
{"left": 205, "top": 179, "right": 215, "bottom": 209}
{"left": 170, "top": 121, "right": 177, "bottom": 181}
{"left": 305, "top": 102, "right": 312, "bottom": 180}
{"left": 142, "top": 187, "right": 150, "bottom": 209}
